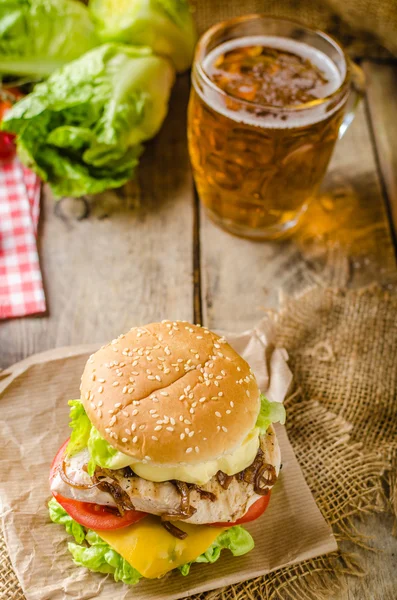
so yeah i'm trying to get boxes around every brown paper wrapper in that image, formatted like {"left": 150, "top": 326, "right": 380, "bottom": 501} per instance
{"left": 0, "top": 322, "right": 336, "bottom": 600}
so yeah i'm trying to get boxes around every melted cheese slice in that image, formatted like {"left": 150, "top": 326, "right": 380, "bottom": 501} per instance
{"left": 95, "top": 516, "right": 224, "bottom": 578}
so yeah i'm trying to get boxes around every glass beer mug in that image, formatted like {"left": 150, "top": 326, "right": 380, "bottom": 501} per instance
{"left": 188, "top": 15, "right": 364, "bottom": 240}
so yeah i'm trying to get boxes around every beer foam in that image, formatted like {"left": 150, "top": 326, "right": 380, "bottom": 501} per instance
{"left": 199, "top": 36, "right": 346, "bottom": 129}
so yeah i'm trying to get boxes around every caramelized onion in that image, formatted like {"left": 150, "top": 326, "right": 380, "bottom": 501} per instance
{"left": 93, "top": 468, "right": 136, "bottom": 514}
{"left": 254, "top": 463, "right": 277, "bottom": 495}
{"left": 189, "top": 484, "right": 217, "bottom": 502}
{"left": 162, "top": 481, "right": 197, "bottom": 521}
{"left": 59, "top": 460, "right": 99, "bottom": 490}
{"left": 161, "top": 521, "right": 187, "bottom": 540}
{"left": 216, "top": 471, "right": 233, "bottom": 490}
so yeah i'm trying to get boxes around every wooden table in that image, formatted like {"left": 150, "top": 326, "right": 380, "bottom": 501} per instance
{"left": 1, "top": 62, "right": 396, "bottom": 599}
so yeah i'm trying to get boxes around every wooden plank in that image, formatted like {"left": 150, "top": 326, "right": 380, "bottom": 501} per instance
{"left": 0, "top": 75, "right": 195, "bottom": 369}
{"left": 200, "top": 101, "right": 397, "bottom": 332}
{"left": 364, "top": 62, "right": 397, "bottom": 239}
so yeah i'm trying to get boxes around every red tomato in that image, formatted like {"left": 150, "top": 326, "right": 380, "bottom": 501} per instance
{"left": 209, "top": 493, "right": 271, "bottom": 527}
{"left": 53, "top": 492, "right": 147, "bottom": 530}
{"left": 50, "top": 438, "right": 147, "bottom": 530}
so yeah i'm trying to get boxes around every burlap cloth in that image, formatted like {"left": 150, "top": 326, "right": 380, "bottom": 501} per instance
{"left": 192, "top": 0, "right": 397, "bottom": 58}
{"left": 2, "top": 284, "right": 396, "bottom": 599}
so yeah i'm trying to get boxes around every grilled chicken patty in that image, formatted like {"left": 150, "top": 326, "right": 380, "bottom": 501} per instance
{"left": 51, "top": 426, "right": 280, "bottom": 525}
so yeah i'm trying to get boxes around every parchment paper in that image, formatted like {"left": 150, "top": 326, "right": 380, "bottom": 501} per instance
{"left": 0, "top": 320, "right": 337, "bottom": 600}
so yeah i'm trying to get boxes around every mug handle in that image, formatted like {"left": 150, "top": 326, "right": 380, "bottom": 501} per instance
{"left": 338, "top": 60, "right": 366, "bottom": 139}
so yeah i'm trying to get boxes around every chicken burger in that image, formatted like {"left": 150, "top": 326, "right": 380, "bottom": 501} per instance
{"left": 49, "top": 321, "right": 285, "bottom": 584}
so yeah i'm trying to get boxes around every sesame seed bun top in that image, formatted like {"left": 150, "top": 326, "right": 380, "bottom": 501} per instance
{"left": 80, "top": 321, "right": 260, "bottom": 466}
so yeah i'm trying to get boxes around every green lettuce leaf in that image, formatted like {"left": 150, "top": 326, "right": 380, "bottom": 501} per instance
{"left": 2, "top": 43, "right": 174, "bottom": 197}
{"left": 87, "top": 425, "right": 133, "bottom": 475}
{"left": 256, "top": 394, "right": 286, "bottom": 434}
{"left": 69, "top": 530, "right": 142, "bottom": 584}
{"left": 89, "top": 0, "right": 197, "bottom": 72}
{"left": 49, "top": 498, "right": 253, "bottom": 584}
{"left": 66, "top": 399, "right": 92, "bottom": 456}
{"left": 48, "top": 497, "right": 85, "bottom": 543}
{"left": 179, "top": 526, "right": 254, "bottom": 576}
{"left": 0, "top": 0, "right": 98, "bottom": 78}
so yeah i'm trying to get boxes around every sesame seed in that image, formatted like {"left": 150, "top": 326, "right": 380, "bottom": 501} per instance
{"left": 129, "top": 377, "right": 135, "bottom": 383}
{"left": 139, "top": 424, "right": 145, "bottom": 430}
{"left": 166, "top": 426, "right": 174, "bottom": 432}
{"left": 195, "top": 446, "right": 199, "bottom": 453}
{"left": 112, "top": 381, "right": 119, "bottom": 387}
{"left": 215, "top": 411, "right": 222, "bottom": 418}
{"left": 222, "top": 426, "right": 228, "bottom": 432}
{"left": 125, "top": 428, "right": 131, "bottom": 435}
{"left": 179, "top": 415, "right": 184, "bottom": 421}
{"left": 132, "top": 371, "right": 139, "bottom": 375}
{"left": 184, "top": 419, "right": 192, "bottom": 425}
{"left": 155, "top": 375, "right": 161, "bottom": 382}
{"left": 97, "top": 409, "right": 102, "bottom": 418}
{"left": 132, "top": 409, "right": 138, "bottom": 416}
{"left": 152, "top": 436, "right": 158, "bottom": 441}
{"left": 109, "top": 416, "right": 116, "bottom": 426}
{"left": 186, "top": 448, "right": 193, "bottom": 454}
{"left": 147, "top": 375, "right": 155, "bottom": 380}
{"left": 154, "top": 425, "right": 162, "bottom": 431}
{"left": 114, "top": 402, "right": 121, "bottom": 408}
{"left": 214, "top": 381, "right": 219, "bottom": 387}
{"left": 170, "top": 417, "right": 176, "bottom": 425}
{"left": 152, "top": 396, "right": 159, "bottom": 403}
{"left": 90, "top": 402, "right": 96, "bottom": 409}
{"left": 230, "top": 401, "right": 234, "bottom": 407}
{"left": 226, "top": 410, "right": 231, "bottom": 414}
{"left": 188, "top": 431, "right": 194, "bottom": 437}
{"left": 122, "top": 385, "right": 128, "bottom": 394}
{"left": 108, "top": 409, "right": 114, "bottom": 414}
{"left": 122, "top": 437, "right": 128, "bottom": 443}
{"left": 217, "top": 425, "right": 221, "bottom": 432}
{"left": 131, "top": 423, "right": 136, "bottom": 431}
{"left": 91, "top": 374, "right": 96, "bottom": 381}
{"left": 132, "top": 436, "right": 138, "bottom": 443}
{"left": 165, "top": 346, "right": 171, "bottom": 355}
{"left": 105, "top": 427, "right": 110, "bottom": 433}
{"left": 98, "top": 400, "right": 103, "bottom": 407}
{"left": 199, "top": 397, "right": 206, "bottom": 403}
{"left": 189, "top": 408, "right": 195, "bottom": 414}
{"left": 160, "top": 391, "right": 168, "bottom": 396}
{"left": 128, "top": 387, "right": 134, "bottom": 394}
{"left": 180, "top": 433, "right": 185, "bottom": 440}
{"left": 179, "top": 395, "right": 185, "bottom": 400}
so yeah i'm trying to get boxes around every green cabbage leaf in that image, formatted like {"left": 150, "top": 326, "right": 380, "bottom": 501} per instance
{"left": 2, "top": 43, "right": 174, "bottom": 197}
{"left": 179, "top": 526, "right": 255, "bottom": 575}
{"left": 89, "top": 0, "right": 197, "bottom": 72}
{"left": 256, "top": 394, "right": 286, "bottom": 434}
{"left": 0, "top": 0, "right": 98, "bottom": 78}
{"left": 49, "top": 498, "right": 253, "bottom": 584}
{"left": 48, "top": 497, "right": 85, "bottom": 544}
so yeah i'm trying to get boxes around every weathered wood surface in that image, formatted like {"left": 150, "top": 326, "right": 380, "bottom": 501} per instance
{"left": 1, "top": 61, "right": 397, "bottom": 599}
{"left": 0, "top": 77, "right": 195, "bottom": 368}
{"left": 364, "top": 62, "right": 397, "bottom": 238}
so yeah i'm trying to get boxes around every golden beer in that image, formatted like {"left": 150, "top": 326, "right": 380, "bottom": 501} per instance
{"left": 188, "top": 16, "right": 356, "bottom": 240}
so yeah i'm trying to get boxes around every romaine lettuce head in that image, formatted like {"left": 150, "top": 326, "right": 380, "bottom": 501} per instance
{"left": 0, "top": 0, "right": 99, "bottom": 78}
{"left": 89, "top": 0, "right": 197, "bottom": 72}
{"left": 49, "top": 498, "right": 254, "bottom": 585}
{"left": 2, "top": 43, "right": 175, "bottom": 197}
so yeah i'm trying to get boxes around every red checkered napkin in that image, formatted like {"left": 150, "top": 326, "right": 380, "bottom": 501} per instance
{"left": 0, "top": 157, "right": 46, "bottom": 319}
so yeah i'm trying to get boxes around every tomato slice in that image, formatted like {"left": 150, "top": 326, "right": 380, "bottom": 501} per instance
{"left": 50, "top": 438, "right": 147, "bottom": 530}
{"left": 209, "top": 493, "right": 271, "bottom": 527}
{"left": 53, "top": 492, "right": 147, "bottom": 530}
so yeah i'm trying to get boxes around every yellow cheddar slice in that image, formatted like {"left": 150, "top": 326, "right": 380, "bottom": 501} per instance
{"left": 95, "top": 516, "right": 225, "bottom": 579}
